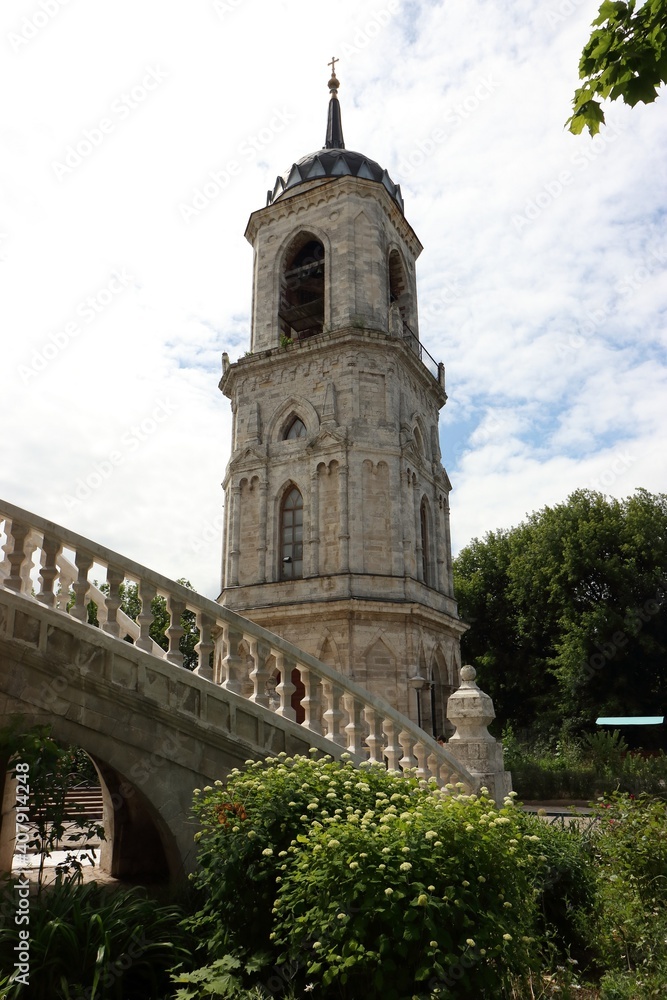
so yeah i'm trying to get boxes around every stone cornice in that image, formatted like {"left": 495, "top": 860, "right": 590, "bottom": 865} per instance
{"left": 220, "top": 327, "right": 447, "bottom": 409}
{"left": 244, "top": 176, "right": 422, "bottom": 260}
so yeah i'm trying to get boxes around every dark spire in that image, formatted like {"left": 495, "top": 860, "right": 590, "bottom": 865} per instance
{"left": 325, "top": 56, "right": 345, "bottom": 150}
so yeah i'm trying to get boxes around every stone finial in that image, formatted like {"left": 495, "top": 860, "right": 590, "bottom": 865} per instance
{"left": 446, "top": 664, "right": 495, "bottom": 742}
{"left": 445, "top": 664, "right": 512, "bottom": 805}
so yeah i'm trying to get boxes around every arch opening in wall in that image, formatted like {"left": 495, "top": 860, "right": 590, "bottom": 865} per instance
{"left": 430, "top": 648, "right": 455, "bottom": 739}
{"left": 414, "top": 425, "right": 425, "bottom": 457}
{"left": 388, "top": 248, "right": 411, "bottom": 334}
{"left": 0, "top": 737, "right": 171, "bottom": 885}
{"left": 279, "top": 235, "right": 325, "bottom": 343}
{"left": 283, "top": 415, "right": 307, "bottom": 440}
{"left": 280, "top": 486, "right": 304, "bottom": 580}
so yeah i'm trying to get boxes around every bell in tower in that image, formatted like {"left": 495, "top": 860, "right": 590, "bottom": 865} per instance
{"left": 218, "top": 62, "right": 465, "bottom": 735}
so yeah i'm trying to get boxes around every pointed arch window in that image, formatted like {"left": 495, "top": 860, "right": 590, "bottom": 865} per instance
{"left": 279, "top": 236, "right": 325, "bottom": 343}
{"left": 284, "top": 416, "right": 307, "bottom": 440}
{"left": 281, "top": 487, "right": 303, "bottom": 579}
{"left": 388, "top": 248, "right": 410, "bottom": 334}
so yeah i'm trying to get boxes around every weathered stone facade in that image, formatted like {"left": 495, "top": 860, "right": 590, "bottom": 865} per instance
{"left": 218, "top": 99, "right": 467, "bottom": 734}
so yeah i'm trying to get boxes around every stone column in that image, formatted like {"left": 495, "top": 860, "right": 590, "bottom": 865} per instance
{"left": 446, "top": 665, "right": 512, "bottom": 806}
{"left": 413, "top": 476, "right": 423, "bottom": 582}
{"left": 389, "top": 458, "right": 403, "bottom": 576}
{"left": 443, "top": 494, "right": 454, "bottom": 596}
{"left": 309, "top": 465, "right": 320, "bottom": 577}
{"left": 258, "top": 476, "right": 268, "bottom": 583}
{"left": 338, "top": 461, "right": 350, "bottom": 574}
{"left": 229, "top": 483, "right": 241, "bottom": 587}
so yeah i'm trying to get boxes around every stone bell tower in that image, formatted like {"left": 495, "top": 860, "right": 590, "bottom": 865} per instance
{"left": 218, "top": 63, "right": 466, "bottom": 734}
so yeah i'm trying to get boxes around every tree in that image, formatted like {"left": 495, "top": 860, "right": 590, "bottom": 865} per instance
{"left": 86, "top": 578, "right": 199, "bottom": 670}
{"left": 567, "top": 0, "right": 667, "bottom": 135}
{"left": 453, "top": 489, "right": 667, "bottom": 737}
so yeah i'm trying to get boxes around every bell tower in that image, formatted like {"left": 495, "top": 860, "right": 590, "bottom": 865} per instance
{"left": 218, "top": 64, "right": 466, "bottom": 734}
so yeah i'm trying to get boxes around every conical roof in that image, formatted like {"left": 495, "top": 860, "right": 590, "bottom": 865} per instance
{"left": 266, "top": 63, "right": 404, "bottom": 213}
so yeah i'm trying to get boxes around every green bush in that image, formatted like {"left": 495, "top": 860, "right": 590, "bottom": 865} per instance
{"left": 503, "top": 727, "right": 667, "bottom": 801}
{"left": 517, "top": 815, "right": 595, "bottom": 965}
{"left": 182, "top": 751, "right": 548, "bottom": 999}
{"left": 586, "top": 794, "right": 667, "bottom": 992}
{"left": 0, "top": 881, "right": 192, "bottom": 999}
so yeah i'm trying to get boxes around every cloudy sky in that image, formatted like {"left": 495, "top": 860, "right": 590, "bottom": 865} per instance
{"left": 1, "top": 0, "right": 665, "bottom": 600}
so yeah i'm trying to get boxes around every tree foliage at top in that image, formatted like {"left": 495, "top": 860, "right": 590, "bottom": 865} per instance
{"left": 453, "top": 489, "right": 667, "bottom": 737}
{"left": 568, "top": 0, "right": 667, "bottom": 135}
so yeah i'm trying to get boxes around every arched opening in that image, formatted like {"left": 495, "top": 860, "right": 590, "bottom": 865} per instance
{"left": 280, "top": 486, "right": 304, "bottom": 580}
{"left": 284, "top": 415, "right": 307, "bottom": 440}
{"left": 0, "top": 729, "right": 173, "bottom": 886}
{"left": 388, "top": 248, "right": 410, "bottom": 333}
{"left": 431, "top": 649, "right": 454, "bottom": 739}
{"left": 414, "top": 425, "right": 425, "bottom": 457}
{"left": 279, "top": 236, "right": 325, "bottom": 343}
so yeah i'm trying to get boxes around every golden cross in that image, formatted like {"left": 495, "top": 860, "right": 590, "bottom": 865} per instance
{"left": 328, "top": 56, "right": 339, "bottom": 76}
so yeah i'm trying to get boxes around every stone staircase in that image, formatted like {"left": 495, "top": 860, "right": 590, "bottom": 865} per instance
{"left": 0, "top": 498, "right": 511, "bottom": 803}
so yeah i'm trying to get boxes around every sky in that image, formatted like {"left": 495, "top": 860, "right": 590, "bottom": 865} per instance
{"left": 1, "top": 0, "right": 666, "bottom": 601}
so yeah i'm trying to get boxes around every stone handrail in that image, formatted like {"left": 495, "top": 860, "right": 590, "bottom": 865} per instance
{"left": 0, "top": 499, "right": 477, "bottom": 791}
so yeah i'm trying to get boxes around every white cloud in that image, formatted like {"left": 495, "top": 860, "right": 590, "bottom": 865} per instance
{"left": 1, "top": 0, "right": 665, "bottom": 599}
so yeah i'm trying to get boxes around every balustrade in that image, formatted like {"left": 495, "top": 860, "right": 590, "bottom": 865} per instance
{"left": 0, "top": 499, "right": 481, "bottom": 796}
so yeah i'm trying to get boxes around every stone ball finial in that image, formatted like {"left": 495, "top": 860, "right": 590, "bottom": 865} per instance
{"left": 460, "top": 664, "right": 477, "bottom": 683}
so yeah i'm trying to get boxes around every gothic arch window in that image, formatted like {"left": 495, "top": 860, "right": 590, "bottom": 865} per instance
{"left": 420, "top": 497, "right": 431, "bottom": 585}
{"left": 414, "top": 425, "right": 425, "bottom": 456}
{"left": 280, "top": 486, "right": 304, "bottom": 579}
{"left": 388, "top": 248, "right": 410, "bottom": 333}
{"left": 284, "top": 415, "right": 307, "bottom": 440}
{"left": 279, "top": 234, "right": 325, "bottom": 343}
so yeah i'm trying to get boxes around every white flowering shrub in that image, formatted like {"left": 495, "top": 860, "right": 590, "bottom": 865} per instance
{"left": 182, "top": 753, "right": 542, "bottom": 998}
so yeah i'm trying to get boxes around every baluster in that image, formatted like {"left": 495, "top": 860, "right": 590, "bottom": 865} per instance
{"left": 136, "top": 579, "right": 157, "bottom": 652}
{"left": 221, "top": 626, "right": 246, "bottom": 694}
{"left": 427, "top": 752, "right": 442, "bottom": 785}
{"left": 274, "top": 652, "right": 296, "bottom": 721}
{"left": 38, "top": 534, "right": 62, "bottom": 607}
{"left": 212, "top": 626, "right": 225, "bottom": 684}
{"left": 247, "top": 637, "right": 271, "bottom": 707}
{"left": 413, "top": 741, "right": 431, "bottom": 781}
{"left": 343, "top": 695, "right": 366, "bottom": 757}
{"left": 102, "top": 565, "right": 124, "bottom": 638}
{"left": 322, "top": 681, "right": 346, "bottom": 745}
{"left": 300, "top": 666, "right": 323, "bottom": 735}
{"left": 364, "top": 708, "right": 385, "bottom": 763}
{"left": 70, "top": 550, "right": 94, "bottom": 622}
{"left": 194, "top": 611, "right": 215, "bottom": 679}
{"left": 4, "top": 521, "right": 31, "bottom": 594}
{"left": 166, "top": 594, "right": 185, "bottom": 667}
{"left": 398, "top": 730, "right": 418, "bottom": 773}
{"left": 383, "top": 719, "right": 402, "bottom": 771}
{"left": 55, "top": 555, "right": 76, "bottom": 613}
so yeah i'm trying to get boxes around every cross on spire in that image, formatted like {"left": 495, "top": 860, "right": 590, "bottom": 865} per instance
{"left": 328, "top": 56, "right": 339, "bottom": 77}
